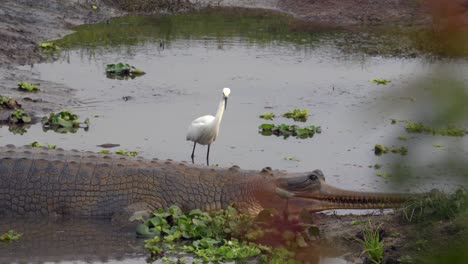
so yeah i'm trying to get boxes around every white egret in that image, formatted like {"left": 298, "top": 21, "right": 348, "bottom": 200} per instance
{"left": 186, "top": 88, "right": 231, "bottom": 165}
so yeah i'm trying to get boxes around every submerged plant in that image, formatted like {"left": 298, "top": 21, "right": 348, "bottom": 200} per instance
{"left": 42, "top": 110, "right": 90, "bottom": 133}
{"left": 0, "top": 230, "right": 22, "bottom": 242}
{"left": 8, "top": 109, "right": 32, "bottom": 124}
{"left": 17, "top": 81, "right": 40, "bottom": 92}
{"left": 282, "top": 109, "right": 308, "bottom": 122}
{"left": 105, "top": 63, "right": 145, "bottom": 80}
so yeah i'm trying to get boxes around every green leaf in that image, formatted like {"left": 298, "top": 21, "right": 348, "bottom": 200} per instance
{"left": 370, "top": 78, "right": 391, "bottom": 85}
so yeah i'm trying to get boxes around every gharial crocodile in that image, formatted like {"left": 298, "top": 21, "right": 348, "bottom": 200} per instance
{"left": 0, "top": 145, "right": 410, "bottom": 219}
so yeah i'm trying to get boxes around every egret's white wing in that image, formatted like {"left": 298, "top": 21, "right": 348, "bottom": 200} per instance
{"left": 186, "top": 115, "right": 215, "bottom": 143}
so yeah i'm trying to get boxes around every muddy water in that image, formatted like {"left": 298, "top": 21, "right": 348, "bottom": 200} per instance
{"left": 0, "top": 8, "right": 467, "bottom": 263}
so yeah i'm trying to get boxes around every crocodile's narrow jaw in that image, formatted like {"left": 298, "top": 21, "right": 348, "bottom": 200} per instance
{"left": 288, "top": 182, "right": 410, "bottom": 213}
{"left": 274, "top": 170, "right": 412, "bottom": 213}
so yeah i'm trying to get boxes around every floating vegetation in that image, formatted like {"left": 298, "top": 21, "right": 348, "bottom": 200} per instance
{"left": 8, "top": 109, "right": 31, "bottom": 124}
{"left": 374, "top": 144, "right": 408, "bottom": 156}
{"left": 42, "top": 110, "right": 90, "bottom": 133}
{"left": 39, "top": 41, "right": 60, "bottom": 51}
{"left": 105, "top": 63, "right": 145, "bottom": 80}
{"left": 370, "top": 78, "right": 391, "bottom": 85}
{"left": 432, "top": 144, "right": 443, "bottom": 148}
{"left": 259, "top": 123, "right": 321, "bottom": 139}
{"left": 0, "top": 230, "right": 22, "bottom": 242}
{"left": 28, "top": 141, "right": 56, "bottom": 149}
{"left": 405, "top": 122, "right": 466, "bottom": 137}
{"left": 0, "top": 95, "right": 21, "bottom": 110}
{"left": 398, "top": 136, "right": 408, "bottom": 141}
{"left": 115, "top": 149, "right": 139, "bottom": 156}
{"left": 98, "top": 149, "right": 110, "bottom": 154}
{"left": 284, "top": 156, "right": 300, "bottom": 162}
{"left": 259, "top": 112, "right": 275, "bottom": 120}
{"left": 17, "top": 81, "right": 40, "bottom": 92}
{"left": 376, "top": 172, "right": 391, "bottom": 179}
{"left": 140, "top": 205, "right": 315, "bottom": 263}
{"left": 282, "top": 109, "right": 308, "bottom": 122}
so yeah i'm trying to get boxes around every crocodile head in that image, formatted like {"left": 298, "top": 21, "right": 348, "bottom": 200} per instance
{"left": 254, "top": 169, "right": 410, "bottom": 214}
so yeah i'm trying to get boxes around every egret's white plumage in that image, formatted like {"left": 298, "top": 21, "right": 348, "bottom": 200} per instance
{"left": 187, "top": 88, "right": 231, "bottom": 165}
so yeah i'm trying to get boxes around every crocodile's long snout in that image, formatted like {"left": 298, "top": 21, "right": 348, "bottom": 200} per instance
{"left": 275, "top": 170, "right": 413, "bottom": 213}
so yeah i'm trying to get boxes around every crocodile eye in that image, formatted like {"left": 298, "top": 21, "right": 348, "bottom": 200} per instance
{"left": 308, "top": 174, "right": 318, "bottom": 181}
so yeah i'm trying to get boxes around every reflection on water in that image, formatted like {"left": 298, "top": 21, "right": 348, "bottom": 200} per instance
{"left": 0, "top": 218, "right": 146, "bottom": 263}
{"left": 0, "top": 218, "right": 348, "bottom": 263}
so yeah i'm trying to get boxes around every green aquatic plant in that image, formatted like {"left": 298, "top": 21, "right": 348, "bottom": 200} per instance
{"left": 0, "top": 230, "right": 22, "bottom": 242}
{"left": 17, "top": 81, "right": 40, "bottom": 92}
{"left": 39, "top": 41, "right": 60, "bottom": 51}
{"left": 8, "top": 109, "right": 31, "bottom": 124}
{"left": 405, "top": 121, "right": 466, "bottom": 137}
{"left": 98, "top": 149, "right": 110, "bottom": 154}
{"left": 140, "top": 205, "right": 309, "bottom": 263}
{"left": 374, "top": 144, "right": 407, "bottom": 156}
{"left": 370, "top": 78, "right": 391, "bottom": 85}
{"left": 42, "top": 110, "right": 90, "bottom": 133}
{"left": 258, "top": 123, "right": 321, "bottom": 139}
{"left": 282, "top": 109, "right": 308, "bottom": 122}
{"left": 0, "top": 95, "right": 21, "bottom": 110}
{"left": 105, "top": 63, "right": 145, "bottom": 80}
{"left": 115, "top": 149, "right": 139, "bottom": 156}
{"left": 259, "top": 112, "right": 275, "bottom": 120}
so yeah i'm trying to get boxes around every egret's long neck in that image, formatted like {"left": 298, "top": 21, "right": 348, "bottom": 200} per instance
{"left": 213, "top": 97, "right": 226, "bottom": 129}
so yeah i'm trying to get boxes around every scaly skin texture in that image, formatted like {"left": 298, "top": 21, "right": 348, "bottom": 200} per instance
{"left": 0, "top": 145, "right": 411, "bottom": 219}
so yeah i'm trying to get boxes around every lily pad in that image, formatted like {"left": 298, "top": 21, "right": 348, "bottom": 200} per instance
{"left": 282, "top": 109, "right": 308, "bottom": 122}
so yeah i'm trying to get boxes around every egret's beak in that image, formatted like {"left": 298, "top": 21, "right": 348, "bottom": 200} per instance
{"left": 224, "top": 97, "right": 228, "bottom": 110}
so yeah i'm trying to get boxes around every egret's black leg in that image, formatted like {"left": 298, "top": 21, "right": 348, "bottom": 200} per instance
{"left": 206, "top": 144, "right": 211, "bottom": 166}
{"left": 191, "top": 142, "right": 196, "bottom": 164}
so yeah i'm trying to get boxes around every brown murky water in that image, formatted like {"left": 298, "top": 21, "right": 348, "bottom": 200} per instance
{"left": 0, "top": 10, "right": 467, "bottom": 263}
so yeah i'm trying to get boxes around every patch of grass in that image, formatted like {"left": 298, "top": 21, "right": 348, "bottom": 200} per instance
{"left": 8, "top": 109, "right": 31, "bottom": 124}
{"left": 259, "top": 123, "right": 321, "bottom": 139}
{"left": 370, "top": 78, "right": 391, "bottom": 85}
{"left": 356, "top": 222, "right": 384, "bottom": 264}
{"left": 0, "top": 230, "right": 22, "bottom": 242}
{"left": 282, "top": 109, "right": 308, "bottom": 122}
{"left": 105, "top": 63, "right": 145, "bottom": 80}
{"left": 42, "top": 110, "right": 90, "bottom": 133}
{"left": 17, "top": 81, "right": 40, "bottom": 92}
{"left": 259, "top": 112, "right": 275, "bottom": 120}
{"left": 405, "top": 122, "right": 466, "bottom": 137}
{"left": 400, "top": 188, "right": 467, "bottom": 223}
